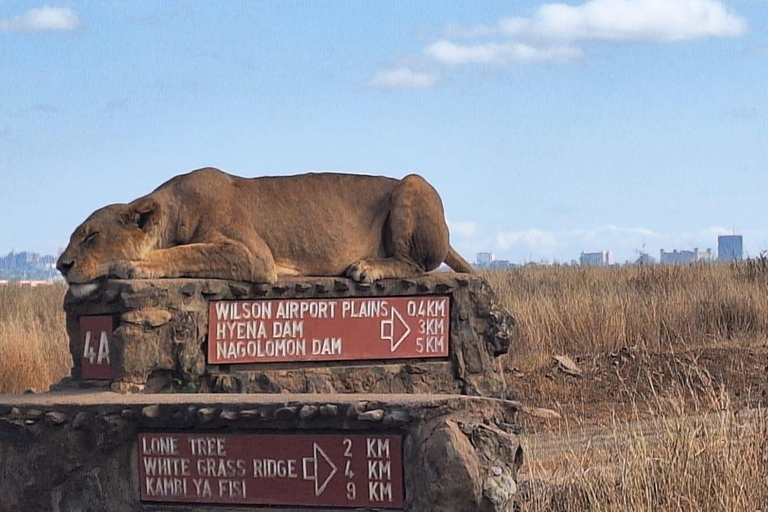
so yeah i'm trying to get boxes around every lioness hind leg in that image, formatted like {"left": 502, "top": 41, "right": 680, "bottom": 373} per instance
{"left": 346, "top": 258, "right": 422, "bottom": 283}
{"left": 346, "top": 174, "right": 450, "bottom": 283}
{"left": 387, "top": 174, "right": 449, "bottom": 270}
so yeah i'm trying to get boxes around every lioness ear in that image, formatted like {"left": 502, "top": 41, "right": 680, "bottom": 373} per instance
{"left": 127, "top": 198, "right": 160, "bottom": 231}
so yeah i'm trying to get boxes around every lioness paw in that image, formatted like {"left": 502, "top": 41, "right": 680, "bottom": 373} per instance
{"left": 110, "top": 261, "right": 152, "bottom": 280}
{"left": 345, "top": 260, "right": 382, "bottom": 283}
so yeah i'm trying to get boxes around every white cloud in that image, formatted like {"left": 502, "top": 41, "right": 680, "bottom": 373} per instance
{"left": 496, "top": 229, "right": 560, "bottom": 252}
{"left": 370, "top": 0, "right": 748, "bottom": 86}
{"left": 366, "top": 67, "right": 438, "bottom": 89}
{"left": 448, "top": 220, "right": 478, "bottom": 238}
{"left": 495, "top": 0, "right": 746, "bottom": 43}
{"left": 425, "top": 40, "right": 582, "bottom": 66}
{"left": 0, "top": 7, "right": 81, "bottom": 33}
{"left": 445, "top": 22, "right": 496, "bottom": 39}
{"left": 488, "top": 225, "right": 666, "bottom": 261}
{"left": 698, "top": 226, "right": 735, "bottom": 239}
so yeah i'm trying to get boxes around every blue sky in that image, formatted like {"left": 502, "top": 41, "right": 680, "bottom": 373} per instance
{"left": 1, "top": 0, "right": 766, "bottom": 263}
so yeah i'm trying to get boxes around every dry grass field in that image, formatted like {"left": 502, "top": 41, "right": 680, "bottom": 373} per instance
{"left": 0, "top": 284, "right": 70, "bottom": 394}
{"left": 0, "top": 263, "right": 766, "bottom": 510}
{"left": 483, "top": 262, "right": 768, "bottom": 511}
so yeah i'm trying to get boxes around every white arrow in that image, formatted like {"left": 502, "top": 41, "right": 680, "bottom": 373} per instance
{"left": 303, "top": 443, "right": 338, "bottom": 497}
{"left": 380, "top": 307, "right": 411, "bottom": 352}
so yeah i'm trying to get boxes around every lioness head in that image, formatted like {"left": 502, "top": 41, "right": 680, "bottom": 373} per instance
{"left": 57, "top": 198, "right": 160, "bottom": 297}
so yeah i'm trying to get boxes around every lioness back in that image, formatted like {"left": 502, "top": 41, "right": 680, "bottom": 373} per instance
{"left": 163, "top": 169, "right": 401, "bottom": 275}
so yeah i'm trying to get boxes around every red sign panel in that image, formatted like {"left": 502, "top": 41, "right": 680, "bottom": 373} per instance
{"left": 208, "top": 296, "right": 450, "bottom": 365}
{"left": 79, "top": 315, "right": 115, "bottom": 380}
{"left": 138, "top": 432, "right": 404, "bottom": 508}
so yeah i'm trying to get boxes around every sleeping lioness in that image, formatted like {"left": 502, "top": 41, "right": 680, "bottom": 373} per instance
{"left": 57, "top": 167, "right": 474, "bottom": 297}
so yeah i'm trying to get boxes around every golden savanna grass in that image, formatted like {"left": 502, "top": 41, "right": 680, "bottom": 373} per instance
{"left": 484, "top": 261, "right": 768, "bottom": 370}
{"left": 0, "top": 284, "right": 70, "bottom": 394}
{"left": 483, "top": 261, "right": 768, "bottom": 511}
{"left": 0, "top": 263, "right": 767, "bottom": 510}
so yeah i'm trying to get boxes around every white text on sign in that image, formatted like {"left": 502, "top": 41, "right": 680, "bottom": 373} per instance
{"left": 208, "top": 296, "right": 450, "bottom": 364}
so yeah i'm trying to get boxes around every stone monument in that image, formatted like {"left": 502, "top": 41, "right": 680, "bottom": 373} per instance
{"left": 0, "top": 169, "right": 523, "bottom": 511}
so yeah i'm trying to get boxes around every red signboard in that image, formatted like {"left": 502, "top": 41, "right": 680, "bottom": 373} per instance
{"left": 137, "top": 432, "right": 404, "bottom": 508}
{"left": 208, "top": 296, "right": 450, "bottom": 365}
{"left": 79, "top": 315, "right": 115, "bottom": 380}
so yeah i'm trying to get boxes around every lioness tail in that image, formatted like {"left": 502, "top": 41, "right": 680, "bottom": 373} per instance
{"left": 444, "top": 246, "right": 475, "bottom": 274}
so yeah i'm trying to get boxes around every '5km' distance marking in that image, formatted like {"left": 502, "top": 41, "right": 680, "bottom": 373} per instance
{"left": 208, "top": 296, "right": 450, "bottom": 364}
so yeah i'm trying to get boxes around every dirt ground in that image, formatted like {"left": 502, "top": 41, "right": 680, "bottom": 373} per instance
{"left": 508, "top": 342, "right": 768, "bottom": 509}
{"left": 507, "top": 342, "right": 768, "bottom": 426}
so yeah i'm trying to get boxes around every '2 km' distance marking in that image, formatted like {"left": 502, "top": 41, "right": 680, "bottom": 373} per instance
{"left": 138, "top": 433, "right": 404, "bottom": 508}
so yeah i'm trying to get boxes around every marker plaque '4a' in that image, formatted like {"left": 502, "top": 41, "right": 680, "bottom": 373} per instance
{"left": 79, "top": 315, "right": 115, "bottom": 380}
{"left": 208, "top": 296, "right": 450, "bottom": 364}
{"left": 138, "top": 433, "right": 404, "bottom": 508}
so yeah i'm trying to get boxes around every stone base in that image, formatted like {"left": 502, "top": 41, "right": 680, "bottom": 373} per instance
{"left": 0, "top": 391, "right": 522, "bottom": 512}
{"left": 63, "top": 274, "right": 516, "bottom": 398}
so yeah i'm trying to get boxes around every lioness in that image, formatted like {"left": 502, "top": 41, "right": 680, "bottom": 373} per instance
{"left": 57, "top": 167, "right": 474, "bottom": 297}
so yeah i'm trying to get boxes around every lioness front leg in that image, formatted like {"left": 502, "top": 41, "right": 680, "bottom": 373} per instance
{"left": 346, "top": 258, "right": 423, "bottom": 283}
{"left": 110, "top": 241, "right": 277, "bottom": 283}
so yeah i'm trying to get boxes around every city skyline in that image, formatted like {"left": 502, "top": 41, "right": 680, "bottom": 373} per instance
{"left": 0, "top": 231, "right": 755, "bottom": 280}
{"left": 1, "top": 1, "right": 766, "bottom": 262}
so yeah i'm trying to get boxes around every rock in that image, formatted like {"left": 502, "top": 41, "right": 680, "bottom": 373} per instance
{"left": 240, "top": 409, "right": 261, "bottom": 420}
{"left": 357, "top": 409, "right": 384, "bottom": 422}
{"left": 319, "top": 404, "right": 339, "bottom": 417}
{"left": 141, "top": 405, "right": 160, "bottom": 419}
{"left": 383, "top": 409, "right": 410, "bottom": 427}
{"left": 121, "top": 308, "right": 172, "bottom": 327}
{"left": 197, "top": 408, "right": 216, "bottom": 423}
{"left": 484, "top": 471, "right": 518, "bottom": 508}
{"left": 25, "top": 409, "right": 43, "bottom": 420}
{"left": 552, "top": 355, "right": 583, "bottom": 378}
{"left": 220, "top": 410, "right": 239, "bottom": 421}
{"left": 72, "top": 411, "right": 89, "bottom": 429}
{"left": 299, "top": 405, "right": 319, "bottom": 420}
{"left": 228, "top": 283, "right": 249, "bottom": 297}
{"left": 179, "top": 282, "right": 197, "bottom": 296}
{"left": 275, "top": 406, "right": 298, "bottom": 420}
{"left": 45, "top": 411, "right": 67, "bottom": 425}
{"left": 523, "top": 406, "right": 562, "bottom": 420}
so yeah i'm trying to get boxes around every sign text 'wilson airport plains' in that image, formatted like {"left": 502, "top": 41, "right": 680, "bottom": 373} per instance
{"left": 208, "top": 296, "right": 450, "bottom": 364}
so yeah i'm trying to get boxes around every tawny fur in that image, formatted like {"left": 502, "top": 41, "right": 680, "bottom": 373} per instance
{"left": 57, "top": 167, "right": 474, "bottom": 295}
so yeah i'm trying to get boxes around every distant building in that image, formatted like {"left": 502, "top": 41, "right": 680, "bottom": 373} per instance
{"left": 476, "top": 252, "right": 494, "bottom": 267}
{"left": 718, "top": 235, "right": 743, "bottom": 261}
{"left": 659, "top": 248, "right": 713, "bottom": 265}
{"left": 489, "top": 259, "right": 512, "bottom": 269}
{"left": 18, "top": 280, "right": 54, "bottom": 288}
{"left": 0, "top": 250, "right": 61, "bottom": 280}
{"left": 580, "top": 251, "right": 612, "bottom": 266}
{"left": 635, "top": 253, "right": 656, "bottom": 265}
